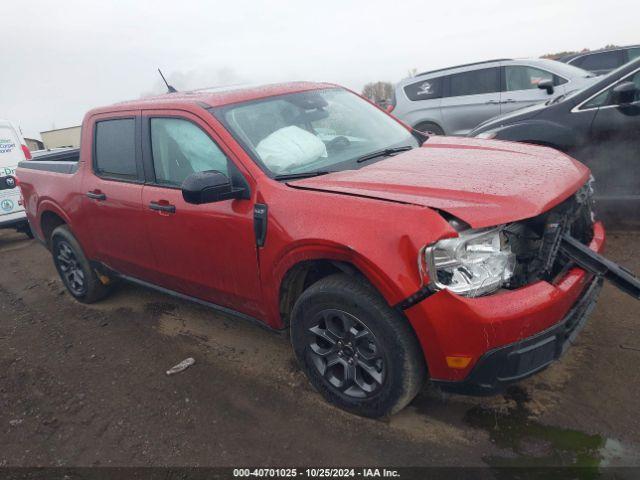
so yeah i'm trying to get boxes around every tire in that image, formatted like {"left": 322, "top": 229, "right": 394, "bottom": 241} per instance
{"left": 17, "top": 222, "right": 34, "bottom": 239}
{"left": 290, "top": 274, "right": 426, "bottom": 418}
{"left": 414, "top": 121, "right": 444, "bottom": 136}
{"left": 51, "top": 225, "right": 112, "bottom": 303}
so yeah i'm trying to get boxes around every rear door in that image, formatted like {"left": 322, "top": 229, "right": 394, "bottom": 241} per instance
{"left": 500, "top": 64, "right": 565, "bottom": 114}
{"left": 440, "top": 67, "right": 501, "bottom": 135}
{"left": 140, "top": 109, "right": 263, "bottom": 317}
{"left": 0, "top": 122, "right": 27, "bottom": 224}
{"left": 80, "top": 112, "right": 157, "bottom": 280}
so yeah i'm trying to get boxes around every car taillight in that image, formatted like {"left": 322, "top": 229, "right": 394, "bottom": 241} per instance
{"left": 21, "top": 145, "right": 32, "bottom": 160}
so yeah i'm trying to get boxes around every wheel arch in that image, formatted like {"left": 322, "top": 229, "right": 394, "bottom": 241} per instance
{"left": 39, "top": 203, "right": 71, "bottom": 248}
{"left": 413, "top": 120, "right": 445, "bottom": 135}
{"left": 272, "top": 244, "right": 407, "bottom": 329}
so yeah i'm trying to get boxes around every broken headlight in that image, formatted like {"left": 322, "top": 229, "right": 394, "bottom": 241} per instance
{"left": 425, "top": 228, "right": 516, "bottom": 297}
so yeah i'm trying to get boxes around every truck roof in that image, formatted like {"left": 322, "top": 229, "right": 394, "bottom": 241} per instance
{"left": 93, "top": 81, "right": 337, "bottom": 115}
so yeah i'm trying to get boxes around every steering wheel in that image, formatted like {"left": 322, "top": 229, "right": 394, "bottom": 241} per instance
{"left": 326, "top": 136, "right": 351, "bottom": 152}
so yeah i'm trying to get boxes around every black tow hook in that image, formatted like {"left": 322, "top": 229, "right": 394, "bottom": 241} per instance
{"left": 560, "top": 234, "right": 640, "bottom": 300}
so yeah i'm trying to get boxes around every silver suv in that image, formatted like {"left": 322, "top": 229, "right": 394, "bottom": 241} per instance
{"left": 391, "top": 58, "right": 597, "bottom": 136}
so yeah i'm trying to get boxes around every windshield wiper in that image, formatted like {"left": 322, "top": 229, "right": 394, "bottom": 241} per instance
{"left": 274, "top": 170, "right": 332, "bottom": 181}
{"left": 355, "top": 146, "right": 413, "bottom": 163}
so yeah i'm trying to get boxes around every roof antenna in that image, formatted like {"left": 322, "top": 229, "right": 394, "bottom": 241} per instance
{"left": 158, "top": 68, "right": 178, "bottom": 93}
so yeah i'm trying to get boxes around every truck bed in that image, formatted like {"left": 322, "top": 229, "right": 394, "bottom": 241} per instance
{"left": 18, "top": 148, "right": 79, "bottom": 174}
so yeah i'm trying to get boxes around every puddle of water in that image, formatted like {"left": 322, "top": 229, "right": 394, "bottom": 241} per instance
{"left": 465, "top": 404, "right": 638, "bottom": 477}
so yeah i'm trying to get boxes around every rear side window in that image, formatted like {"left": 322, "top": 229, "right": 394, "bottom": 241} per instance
{"left": 578, "top": 51, "right": 621, "bottom": 71}
{"left": 449, "top": 68, "right": 499, "bottom": 97}
{"left": 404, "top": 77, "right": 443, "bottom": 101}
{"left": 95, "top": 119, "right": 137, "bottom": 178}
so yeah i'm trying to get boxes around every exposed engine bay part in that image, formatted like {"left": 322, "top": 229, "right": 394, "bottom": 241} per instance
{"left": 560, "top": 235, "right": 640, "bottom": 300}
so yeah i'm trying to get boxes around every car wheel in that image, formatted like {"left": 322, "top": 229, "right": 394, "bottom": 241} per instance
{"left": 414, "top": 121, "right": 444, "bottom": 136}
{"left": 290, "top": 274, "right": 426, "bottom": 417}
{"left": 51, "top": 225, "right": 112, "bottom": 303}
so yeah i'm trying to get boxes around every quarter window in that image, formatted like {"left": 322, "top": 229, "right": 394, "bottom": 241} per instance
{"left": 150, "top": 118, "right": 230, "bottom": 187}
{"left": 448, "top": 68, "right": 499, "bottom": 97}
{"left": 404, "top": 77, "right": 443, "bottom": 101}
{"left": 94, "top": 119, "right": 137, "bottom": 178}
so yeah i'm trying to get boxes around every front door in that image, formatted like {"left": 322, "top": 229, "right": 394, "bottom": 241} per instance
{"left": 140, "top": 111, "right": 263, "bottom": 317}
{"left": 500, "top": 65, "right": 560, "bottom": 114}
{"left": 583, "top": 68, "right": 640, "bottom": 212}
{"left": 440, "top": 67, "right": 501, "bottom": 135}
{"left": 81, "top": 113, "right": 157, "bottom": 280}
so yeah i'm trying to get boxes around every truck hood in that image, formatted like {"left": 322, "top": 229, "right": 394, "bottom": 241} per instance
{"left": 289, "top": 137, "right": 590, "bottom": 228}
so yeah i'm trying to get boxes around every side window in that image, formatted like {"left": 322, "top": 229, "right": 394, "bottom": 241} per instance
{"left": 505, "top": 66, "right": 555, "bottom": 91}
{"left": 581, "top": 71, "right": 640, "bottom": 109}
{"left": 448, "top": 68, "right": 499, "bottom": 97}
{"left": 403, "top": 77, "right": 443, "bottom": 101}
{"left": 579, "top": 51, "right": 621, "bottom": 72}
{"left": 150, "top": 118, "right": 230, "bottom": 187}
{"left": 628, "top": 48, "right": 640, "bottom": 62}
{"left": 95, "top": 119, "right": 137, "bottom": 178}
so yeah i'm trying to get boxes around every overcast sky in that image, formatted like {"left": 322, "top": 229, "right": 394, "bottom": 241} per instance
{"left": 1, "top": 0, "right": 637, "bottom": 139}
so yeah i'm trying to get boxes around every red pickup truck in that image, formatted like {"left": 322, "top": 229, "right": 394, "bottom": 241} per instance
{"left": 17, "top": 82, "right": 609, "bottom": 417}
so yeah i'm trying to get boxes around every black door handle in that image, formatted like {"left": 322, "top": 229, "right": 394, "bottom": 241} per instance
{"left": 86, "top": 191, "right": 106, "bottom": 201}
{"left": 149, "top": 201, "right": 176, "bottom": 213}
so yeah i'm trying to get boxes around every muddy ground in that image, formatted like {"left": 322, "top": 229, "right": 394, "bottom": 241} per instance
{"left": 0, "top": 228, "right": 639, "bottom": 470}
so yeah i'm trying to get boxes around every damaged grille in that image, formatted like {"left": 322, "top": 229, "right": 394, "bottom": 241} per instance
{"left": 504, "top": 180, "right": 595, "bottom": 289}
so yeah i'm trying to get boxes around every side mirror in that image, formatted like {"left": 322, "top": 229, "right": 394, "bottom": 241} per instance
{"left": 0, "top": 175, "right": 17, "bottom": 191}
{"left": 612, "top": 81, "right": 638, "bottom": 105}
{"left": 181, "top": 170, "right": 245, "bottom": 204}
{"left": 537, "top": 79, "right": 554, "bottom": 95}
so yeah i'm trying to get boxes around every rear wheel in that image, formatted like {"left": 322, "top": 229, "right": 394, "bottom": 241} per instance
{"left": 51, "top": 225, "right": 112, "bottom": 303}
{"left": 290, "top": 274, "right": 426, "bottom": 417}
{"left": 414, "top": 121, "right": 444, "bottom": 136}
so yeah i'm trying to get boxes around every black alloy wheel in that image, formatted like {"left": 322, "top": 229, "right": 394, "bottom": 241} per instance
{"left": 56, "top": 240, "right": 87, "bottom": 296}
{"left": 306, "top": 308, "right": 385, "bottom": 399}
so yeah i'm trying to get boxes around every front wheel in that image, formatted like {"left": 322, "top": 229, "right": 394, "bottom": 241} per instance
{"left": 290, "top": 274, "right": 426, "bottom": 417}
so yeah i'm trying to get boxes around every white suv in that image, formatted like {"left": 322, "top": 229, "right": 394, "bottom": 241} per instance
{"left": 390, "top": 58, "right": 598, "bottom": 136}
{"left": 0, "top": 119, "right": 32, "bottom": 236}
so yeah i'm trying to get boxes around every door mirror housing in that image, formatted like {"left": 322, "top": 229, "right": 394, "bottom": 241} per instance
{"left": 612, "top": 81, "right": 638, "bottom": 105}
{"left": 181, "top": 170, "right": 245, "bottom": 204}
{"left": 537, "top": 79, "right": 554, "bottom": 95}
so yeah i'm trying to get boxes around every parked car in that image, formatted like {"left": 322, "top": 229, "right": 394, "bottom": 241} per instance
{"left": 470, "top": 58, "right": 640, "bottom": 220}
{"left": 0, "top": 119, "right": 33, "bottom": 237}
{"left": 390, "top": 58, "right": 597, "bottom": 136}
{"left": 17, "top": 82, "right": 623, "bottom": 417}
{"left": 559, "top": 45, "right": 640, "bottom": 76}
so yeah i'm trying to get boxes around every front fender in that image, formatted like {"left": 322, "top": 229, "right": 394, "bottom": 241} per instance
{"left": 494, "top": 120, "right": 577, "bottom": 151}
{"left": 259, "top": 187, "right": 456, "bottom": 328}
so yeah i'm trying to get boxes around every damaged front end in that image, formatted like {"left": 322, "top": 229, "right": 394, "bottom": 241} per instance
{"left": 504, "top": 180, "right": 639, "bottom": 298}
{"left": 504, "top": 179, "right": 596, "bottom": 290}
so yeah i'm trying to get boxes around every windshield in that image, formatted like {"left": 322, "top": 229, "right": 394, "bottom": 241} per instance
{"left": 213, "top": 88, "right": 418, "bottom": 177}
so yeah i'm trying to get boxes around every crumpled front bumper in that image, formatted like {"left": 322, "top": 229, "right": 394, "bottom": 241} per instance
{"left": 403, "top": 221, "right": 606, "bottom": 387}
{"left": 432, "top": 277, "right": 602, "bottom": 395}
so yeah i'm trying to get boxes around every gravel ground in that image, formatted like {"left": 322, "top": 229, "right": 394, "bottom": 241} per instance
{"left": 0, "top": 228, "right": 638, "bottom": 469}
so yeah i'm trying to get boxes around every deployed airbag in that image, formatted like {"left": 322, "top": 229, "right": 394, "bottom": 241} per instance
{"left": 256, "top": 126, "right": 327, "bottom": 173}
